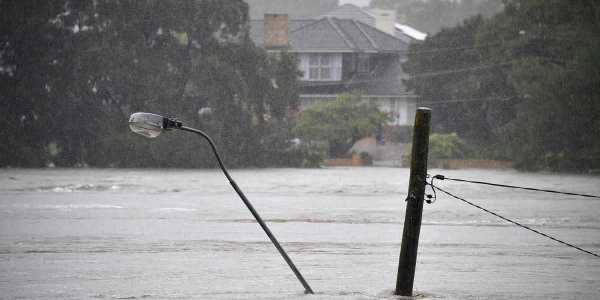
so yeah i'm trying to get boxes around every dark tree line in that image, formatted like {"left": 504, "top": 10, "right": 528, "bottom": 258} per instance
{"left": 404, "top": 0, "right": 600, "bottom": 172}
{"left": 0, "top": 0, "right": 303, "bottom": 168}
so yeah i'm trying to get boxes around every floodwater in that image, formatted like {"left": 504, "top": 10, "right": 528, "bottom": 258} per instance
{"left": 0, "top": 168, "right": 599, "bottom": 299}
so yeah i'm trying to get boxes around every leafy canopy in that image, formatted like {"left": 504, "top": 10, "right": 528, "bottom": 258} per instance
{"left": 0, "top": 0, "right": 303, "bottom": 168}
{"left": 403, "top": 0, "right": 600, "bottom": 171}
{"left": 294, "top": 93, "right": 389, "bottom": 157}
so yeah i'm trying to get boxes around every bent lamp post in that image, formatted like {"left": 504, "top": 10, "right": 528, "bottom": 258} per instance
{"left": 128, "top": 112, "right": 314, "bottom": 294}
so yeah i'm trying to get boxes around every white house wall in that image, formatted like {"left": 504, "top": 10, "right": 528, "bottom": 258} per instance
{"left": 370, "top": 97, "right": 416, "bottom": 126}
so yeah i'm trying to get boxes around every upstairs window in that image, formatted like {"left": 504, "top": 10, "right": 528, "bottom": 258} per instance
{"left": 309, "top": 54, "right": 332, "bottom": 80}
{"left": 299, "top": 53, "right": 342, "bottom": 81}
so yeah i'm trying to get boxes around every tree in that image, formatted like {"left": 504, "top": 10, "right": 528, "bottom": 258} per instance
{"left": 0, "top": 0, "right": 303, "bottom": 168}
{"left": 487, "top": 0, "right": 600, "bottom": 171}
{"left": 293, "top": 93, "right": 389, "bottom": 157}
{"left": 403, "top": 15, "right": 517, "bottom": 153}
{"left": 0, "top": 1, "right": 68, "bottom": 166}
{"left": 402, "top": 0, "right": 600, "bottom": 171}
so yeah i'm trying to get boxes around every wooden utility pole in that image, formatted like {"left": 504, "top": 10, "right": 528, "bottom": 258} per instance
{"left": 395, "top": 107, "right": 431, "bottom": 296}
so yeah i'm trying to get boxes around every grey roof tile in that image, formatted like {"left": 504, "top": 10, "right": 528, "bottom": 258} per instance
{"left": 335, "top": 19, "right": 376, "bottom": 51}
{"left": 249, "top": 17, "right": 408, "bottom": 53}
{"left": 356, "top": 22, "right": 409, "bottom": 52}
{"left": 249, "top": 19, "right": 314, "bottom": 47}
{"left": 289, "top": 18, "right": 353, "bottom": 51}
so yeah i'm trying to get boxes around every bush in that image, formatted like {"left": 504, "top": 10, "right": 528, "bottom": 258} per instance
{"left": 285, "top": 141, "right": 326, "bottom": 168}
{"left": 388, "top": 126, "right": 413, "bottom": 143}
{"left": 293, "top": 93, "right": 389, "bottom": 157}
{"left": 429, "top": 133, "right": 468, "bottom": 160}
{"left": 359, "top": 151, "right": 373, "bottom": 165}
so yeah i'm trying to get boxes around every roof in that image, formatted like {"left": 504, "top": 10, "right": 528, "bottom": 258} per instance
{"left": 290, "top": 17, "right": 408, "bottom": 53}
{"left": 249, "top": 2, "right": 426, "bottom": 51}
{"left": 248, "top": 17, "right": 408, "bottom": 53}
{"left": 249, "top": 17, "right": 408, "bottom": 53}
{"left": 322, "top": 4, "right": 424, "bottom": 43}
{"left": 249, "top": 19, "right": 314, "bottom": 48}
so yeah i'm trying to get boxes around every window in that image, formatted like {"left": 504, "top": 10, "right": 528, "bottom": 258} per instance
{"left": 308, "top": 54, "right": 332, "bottom": 80}
{"left": 299, "top": 53, "right": 342, "bottom": 81}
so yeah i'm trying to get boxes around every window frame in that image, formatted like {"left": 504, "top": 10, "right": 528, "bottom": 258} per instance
{"left": 308, "top": 54, "right": 333, "bottom": 81}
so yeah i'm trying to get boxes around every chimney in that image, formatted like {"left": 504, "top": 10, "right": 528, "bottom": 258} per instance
{"left": 370, "top": 8, "right": 396, "bottom": 35}
{"left": 264, "top": 14, "right": 289, "bottom": 48}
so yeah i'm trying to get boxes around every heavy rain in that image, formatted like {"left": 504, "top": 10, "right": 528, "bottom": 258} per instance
{"left": 1, "top": 0, "right": 599, "bottom": 299}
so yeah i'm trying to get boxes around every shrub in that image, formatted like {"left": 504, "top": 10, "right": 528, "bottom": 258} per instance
{"left": 388, "top": 126, "right": 413, "bottom": 143}
{"left": 429, "top": 133, "right": 468, "bottom": 160}
{"left": 359, "top": 151, "right": 373, "bottom": 165}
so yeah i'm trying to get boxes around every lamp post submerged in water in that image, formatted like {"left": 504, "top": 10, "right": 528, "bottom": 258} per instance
{"left": 128, "top": 112, "right": 314, "bottom": 294}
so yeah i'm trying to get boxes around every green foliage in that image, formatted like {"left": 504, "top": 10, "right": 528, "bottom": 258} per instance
{"left": 428, "top": 133, "right": 468, "bottom": 160}
{"left": 285, "top": 142, "right": 327, "bottom": 168}
{"left": 403, "top": 15, "right": 517, "bottom": 148}
{"left": 403, "top": 0, "right": 600, "bottom": 172}
{"left": 388, "top": 126, "right": 413, "bottom": 143}
{"left": 490, "top": 0, "right": 600, "bottom": 171}
{"left": 293, "top": 93, "right": 390, "bottom": 157}
{"left": 0, "top": 0, "right": 305, "bottom": 168}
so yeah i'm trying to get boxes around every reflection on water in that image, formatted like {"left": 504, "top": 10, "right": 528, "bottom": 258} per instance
{"left": 1, "top": 168, "right": 599, "bottom": 299}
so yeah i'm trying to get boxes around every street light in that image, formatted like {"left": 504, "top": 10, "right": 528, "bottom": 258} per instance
{"left": 128, "top": 112, "right": 314, "bottom": 294}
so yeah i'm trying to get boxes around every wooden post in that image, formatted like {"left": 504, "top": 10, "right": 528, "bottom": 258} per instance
{"left": 395, "top": 107, "right": 431, "bottom": 296}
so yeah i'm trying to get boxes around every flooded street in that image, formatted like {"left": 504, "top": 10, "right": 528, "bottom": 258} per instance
{"left": 1, "top": 168, "right": 599, "bottom": 299}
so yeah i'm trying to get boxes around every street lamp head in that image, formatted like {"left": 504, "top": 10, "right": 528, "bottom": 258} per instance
{"left": 128, "top": 112, "right": 181, "bottom": 138}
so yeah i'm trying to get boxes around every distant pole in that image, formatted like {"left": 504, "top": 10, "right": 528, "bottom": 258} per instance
{"left": 395, "top": 107, "right": 431, "bottom": 296}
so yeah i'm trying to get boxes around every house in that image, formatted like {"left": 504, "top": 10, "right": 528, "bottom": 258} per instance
{"left": 250, "top": 9, "right": 421, "bottom": 127}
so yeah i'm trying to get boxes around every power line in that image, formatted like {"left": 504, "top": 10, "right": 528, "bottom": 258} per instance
{"left": 428, "top": 181, "right": 600, "bottom": 258}
{"left": 409, "top": 61, "right": 513, "bottom": 79}
{"left": 431, "top": 174, "right": 600, "bottom": 199}
{"left": 398, "top": 42, "right": 503, "bottom": 56}
{"left": 398, "top": 34, "right": 600, "bottom": 57}
{"left": 299, "top": 61, "right": 513, "bottom": 88}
